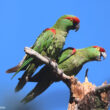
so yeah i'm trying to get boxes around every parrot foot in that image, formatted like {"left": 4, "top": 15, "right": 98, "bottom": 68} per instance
{"left": 48, "top": 58, "right": 53, "bottom": 65}
{"left": 45, "top": 56, "right": 56, "bottom": 65}
{"left": 44, "top": 56, "right": 52, "bottom": 65}
{"left": 48, "top": 58, "right": 58, "bottom": 69}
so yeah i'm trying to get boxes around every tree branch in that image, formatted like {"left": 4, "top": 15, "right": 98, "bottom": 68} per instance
{"left": 95, "top": 84, "right": 110, "bottom": 94}
{"left": 24, "top": 47, "right": 70, "bottom": 80}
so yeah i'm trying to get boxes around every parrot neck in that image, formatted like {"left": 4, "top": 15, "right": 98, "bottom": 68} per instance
{"left": 52, "top": 22, "right": 73, "bottom": 32}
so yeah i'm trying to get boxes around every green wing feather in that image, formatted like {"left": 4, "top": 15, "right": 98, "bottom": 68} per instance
{"left": 58, "top": 48, "right": 73, "bottom": 64}
{"left": 11, "top": 30, "right": 54, "bottom": 79}
{"left": 11, "top": 57, "right": 33, "bottom": 79}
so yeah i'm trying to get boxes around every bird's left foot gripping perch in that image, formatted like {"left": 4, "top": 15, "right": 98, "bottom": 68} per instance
{"left": 44, "top": 56, "right": 58, "bottom": 72}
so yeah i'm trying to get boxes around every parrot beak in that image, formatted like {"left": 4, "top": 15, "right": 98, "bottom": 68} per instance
{"left": 75, "top": 24, "right": 80, "bottom": 32}
{"left": 100, "top": 52, "right": 107, "bottom": 60}
{"left": 97, "top": 52, "right": 107, "bottom": 61}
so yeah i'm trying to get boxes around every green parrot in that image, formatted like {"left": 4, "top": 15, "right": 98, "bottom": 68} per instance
{"left": 6, "top": 15, "right": 80, "bottom": 92}
{"left": 21, "top": 46, "right": 107, "bottom": 103}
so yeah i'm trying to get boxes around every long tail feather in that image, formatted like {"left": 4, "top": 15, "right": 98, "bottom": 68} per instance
{"left": 15, "top": 63, "right": 39, "bottom": 92}
{"left": 21, "top": 66, "right": 55, "bottom": 103}
{"left": 6, "top": 65, "right": 20, "bottom": 73}
{"left": 21, "top": 80, "right": 53, "bottom": 104}
{"left": 11, "top": 57, "right": 33, "bottom": 79}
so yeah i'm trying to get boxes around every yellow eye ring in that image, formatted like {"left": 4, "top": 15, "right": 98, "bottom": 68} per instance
{"left": 96, "top": 47, "right": 100, "bottom": 51}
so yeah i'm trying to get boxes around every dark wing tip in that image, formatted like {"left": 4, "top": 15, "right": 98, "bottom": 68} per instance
{"left": 15, "top": 88, "right": 19, "bottom": 92}
{"left": 6, "top": 69, "right": 14, "bottom": 73}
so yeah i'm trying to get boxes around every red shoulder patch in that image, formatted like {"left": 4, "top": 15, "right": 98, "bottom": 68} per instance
{"left": 72, "top": 48, "right": 76, "bottom": 54}
{"left": 45, "top": 28, "right": 56, "bottom": 34}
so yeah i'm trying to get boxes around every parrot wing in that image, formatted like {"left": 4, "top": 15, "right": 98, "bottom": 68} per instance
{"left": 11, "top": 30, "right": 55, "bottom": 79}
{"left": 21, "top": 80, "right": 53, "bottom": 103}
{"left": 20, "top": 65, "right": 54, "bottom": 103}
{"left": 58, "top": 47, "right": 74, "bottom": 64}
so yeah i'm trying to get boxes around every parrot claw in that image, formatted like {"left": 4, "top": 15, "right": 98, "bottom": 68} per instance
{"left": 45, "top": 57, "right": 52, "bottom": 65}
{"left": 48, "top": 58, "right": 58, "bottom": 69}
{"left": 49, "top": 59, "right": 52, "bottom": 65}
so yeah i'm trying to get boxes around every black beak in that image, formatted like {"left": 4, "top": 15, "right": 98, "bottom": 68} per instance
{"left": 75, "top": 24, "right": 80, "bottom": 32}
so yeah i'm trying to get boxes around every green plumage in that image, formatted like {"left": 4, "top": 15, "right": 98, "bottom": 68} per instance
{"left": 15, "top": 27, "right": 67, "bottom": 92}
{"left": 21, "top": 46, "right": 106, "bottom": 103}
{"left": 58, "top": 47, "right": 100, "bottom": 76}
{"left": 6, "top": 15, "right": 80, "bottom": 92}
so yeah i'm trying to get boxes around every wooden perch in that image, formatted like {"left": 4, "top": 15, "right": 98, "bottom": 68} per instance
{"left": 66, "top": 77, "right": 110, "bottom": 110}
{"left": 24, "top": 47, "right": 70, "bottom": 80}
{"left": 24, "top": 47, "right": 110, "bottom": 110}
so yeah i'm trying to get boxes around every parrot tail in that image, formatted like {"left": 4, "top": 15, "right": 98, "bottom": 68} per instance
{"left": 11, "top": 57, "right": 34, "bottom": 79}
{"left": 21, "top": 65, "right": 56, "bottom": 103}
{"left": 21, "top": 79, "right": 53, "bottom": 104}
{"left": 15, "top": 63, "right": 39, "bottom": 92}
{"left": 6, "top": 65, "right": 20, "bottom": 73}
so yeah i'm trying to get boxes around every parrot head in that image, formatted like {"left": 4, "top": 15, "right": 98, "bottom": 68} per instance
{"left": 87, "top": 46, "right": 107, "bottom": 61}
{"left": 93, "top": 46, "right": 107, "bottom": 61}
{"left": 64, "top": 16, "right": 80, "bottom": 32}
{"left": 53, "top": 15, "right": 80, "bottom": 32}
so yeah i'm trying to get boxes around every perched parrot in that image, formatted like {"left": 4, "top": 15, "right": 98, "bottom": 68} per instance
{"left": 6, "top": 15, "right": 80, "bottom": 92}
{"left": 21, "top": 46, "right": 107, "bottom": 103}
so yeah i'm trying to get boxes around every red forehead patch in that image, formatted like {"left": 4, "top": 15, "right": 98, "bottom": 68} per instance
{"left": 45, "top": 28, "right": 56, "bottom": 34}
{"left": 64, "top": 17, "right": 74, "bottom": 21}
{"left": 100, "top": 47, "right": 106, "bottom": 52}
{"left": 93, "top": 46, "right": 105, "bottom": 52}
{"left": 64, "top": 16, "right": 80, "bottom": 24}
{"left": 73, "top": 16, "right": 80, "bottom": 24}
